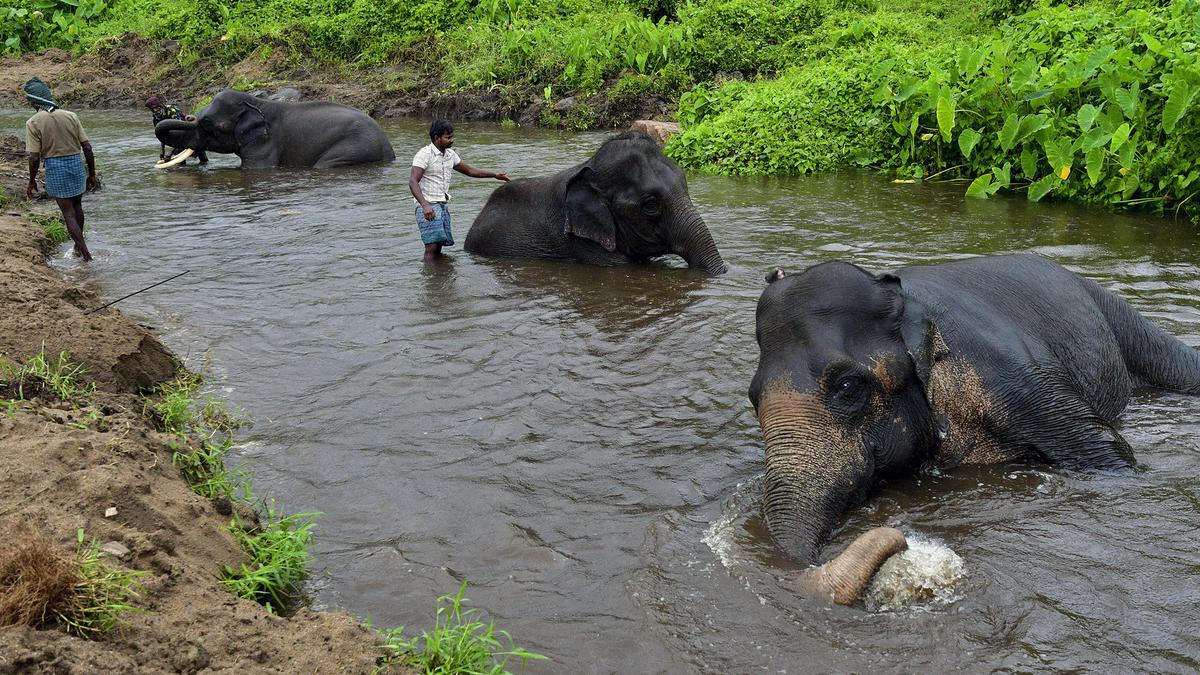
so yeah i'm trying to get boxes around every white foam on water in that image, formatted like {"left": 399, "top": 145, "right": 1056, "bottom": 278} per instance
{"left": 702, "top": 489, "right": 749, "bottom": 572}
{"left": 863, "top": 534, "right": 966, "bottom": 612}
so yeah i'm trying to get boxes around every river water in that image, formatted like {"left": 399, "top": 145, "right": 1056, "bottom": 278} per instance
{"left": 10, "top": 109, "right": 1200, "bottom": 673}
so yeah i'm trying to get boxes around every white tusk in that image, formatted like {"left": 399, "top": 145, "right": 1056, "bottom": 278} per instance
{"left": 154, "top": 148, "right": 194, "bottom": 169}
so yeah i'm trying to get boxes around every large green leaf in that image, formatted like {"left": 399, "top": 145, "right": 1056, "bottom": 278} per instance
{"left": 993, "top": 162, "right": 1012, "bottom": 188}
{"left": 1015, "top": 114, "right": 1050, "bottom": 145}
{"left": 936, "top": 91, "right": 956, "bottom": 141}
{"left": 894, "top": 78, "right": 920, "bottom": 102}
{"left": 1027, "top": 174, "right": 1058, "bottom": 202}
{"left": 958, "top": 128, "right": 982, "bottom": 158}
{"left": 999, "top": 113, "right": 1019, "bottom": 151}
{"left": 1114, "top": 85, "right": 1139, "bottom": 119}
{"left": 1077, "top": 104, "right": 1099, "bottom": 132}
{"left": 963, "top": 47, "right": 987, "bottom": 79}
{"left": 1163, "top": 81, "right": 1196, "bottom": 134}
{"left": 1020, "top": 146, "right": 1038, "bottom": 179}
{"left": 1110, "top": 122, "right": 1131, "bottom": 152}
{"left": 1044, "top": 137, "right": 1074, "bottom": 179}
{"left": 1081, "top": 127, "right": 1112, "bottom": 151}
{"left": 1084, "top": 46, "right": 1115, "bottom": 72}
{"left": 1142, "top": 33, "right": 1164, "bottom": 56}
{"left": 1085, "top": 146, "right": 1105, "bottom": 186}
{"left": 965, "top": 174, "right": 993, "bottom": 199}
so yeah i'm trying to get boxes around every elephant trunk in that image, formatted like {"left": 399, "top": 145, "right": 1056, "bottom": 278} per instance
{"left": 155, "top": 118, "right": 201, "bottom": 151}
{"left": 759, "top": 386, "right": 896, "bottom": 603}
{"left": 796, "top": 527, "right": 908, "bottom": 605}
{"left": 668, "top": 198, "right": 726, "bottom": 275}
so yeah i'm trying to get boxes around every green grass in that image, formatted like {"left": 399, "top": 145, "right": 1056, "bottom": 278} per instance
{"left": 171, "top": 434, "right": 240, "bottom": 499}
{"left": 146, "top": 373, "right": 202, "bottom": 433}
{"left": 379, "top": 581, "right": 548, "bottom": 674}
{"left": 0, "top": 344, "right": 95, "bottom": 403}
{"left": 146, "top": 372, "right": 313, "bottom": 614}
{"left": 57, "top": 529, "right": 146, "bottom": 638}
{"left": 221, "top": 501, "right": 319, "bottom": 613}
{"left": 33, "top": 213, "right": 69, "bottom": 247}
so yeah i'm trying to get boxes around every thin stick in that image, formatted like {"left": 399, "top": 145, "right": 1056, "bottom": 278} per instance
{"left": 86, "top": 270, "right": 190, "bottom": 314}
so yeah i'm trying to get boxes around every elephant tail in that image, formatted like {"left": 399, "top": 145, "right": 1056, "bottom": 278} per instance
{"left": 1084, "top": 276, "right": 1200, "bottom": 394}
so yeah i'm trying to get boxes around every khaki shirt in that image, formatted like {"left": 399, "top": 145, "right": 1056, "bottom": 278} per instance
{"left": 25, "top": 109, "right": 89, "bottom": 159}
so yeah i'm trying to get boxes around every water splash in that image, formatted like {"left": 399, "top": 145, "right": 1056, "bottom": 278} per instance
{"left": 863, "top": 534, "right": 965, "bottom": 612}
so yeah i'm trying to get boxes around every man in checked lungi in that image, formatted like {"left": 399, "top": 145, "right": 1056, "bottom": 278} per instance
{"left": 23, "top": 77, "right": 98, "bottom": 261}
{"left": 409, "top": 120, "right": 510, "bottom": 262}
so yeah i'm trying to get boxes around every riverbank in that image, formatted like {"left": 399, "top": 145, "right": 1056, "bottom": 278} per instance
{"left": 0, "top": 150, "right": 409, "bottom": 671}
{"left": 0, "top": 36, "right": 673, "bottom": 130}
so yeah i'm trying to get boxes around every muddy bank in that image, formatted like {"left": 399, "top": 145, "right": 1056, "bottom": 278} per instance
{"left": 0, "top": 150, "right": 407, "bottom": 671}
{"left": 0, "top": 37, "right": 673, "bottom": 130}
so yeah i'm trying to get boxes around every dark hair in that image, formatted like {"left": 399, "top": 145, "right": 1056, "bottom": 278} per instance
{"left": 429, "top": 120, "right": 453, "bottom": 141}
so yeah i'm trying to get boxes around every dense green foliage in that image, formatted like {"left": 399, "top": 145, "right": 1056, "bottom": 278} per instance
{"left": 668, "top": 0, "right": 1200, "bottom": 221}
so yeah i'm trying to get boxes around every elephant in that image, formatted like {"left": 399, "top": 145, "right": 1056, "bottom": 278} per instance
{"left": 154, "top": 89, "right": 395, "bottom": 169}
{"left": 464, "top": 131, "right": 726, "bottom": 275}
{"left": 747, "top": 253, "right": 1200, "bottom": 604}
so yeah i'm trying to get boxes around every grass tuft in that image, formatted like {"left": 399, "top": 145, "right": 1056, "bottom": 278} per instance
{"left": 146, "top": 373, "right": 202, "bottom": 433}
{"left": 0, "top": 344, "right": 94, "bottom": 403}
{"left": 171, "top": 434, "right": 240, "bottom": 499}
{"left": 0, "top": 530, "right": 145, "bottom": 638}
{"left": 222, "top": 501, "right": 319, "bottom": 613}
{"left": 379, "top": 581, "right": 548, "bottom": 674}
{"left": 33, "top": 213, "right": 68, "bottom": 247}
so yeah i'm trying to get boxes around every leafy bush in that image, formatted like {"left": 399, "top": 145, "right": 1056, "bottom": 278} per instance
{"left": 669, "top": 0, "right": 1200, "bottom": 223}
{"left": 1, "top": 0, "right": 109, "bottom": 54}
{"left": 676, "top": 0, "right": 827, "bottom": 77}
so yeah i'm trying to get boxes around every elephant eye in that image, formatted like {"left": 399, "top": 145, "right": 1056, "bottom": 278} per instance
{"left": 828, "top": 372, "right": 871, "bottom": 419}
{"left": 641, "top": 195, "right": 661, "bottom": 215}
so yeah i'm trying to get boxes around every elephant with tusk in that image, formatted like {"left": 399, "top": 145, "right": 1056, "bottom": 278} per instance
{"left": 748, "top": 254, "right": 1200, "bottom": 605}
{"left": 153, "top": 89, "right": 395, "bottom": 169}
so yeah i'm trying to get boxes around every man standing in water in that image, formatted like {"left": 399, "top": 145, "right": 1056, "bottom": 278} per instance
{"left": 409, "top": 120, "right": 510, "bottom": 262}
{"left": 24, "top": 77, "right": 98, "bottom": 261}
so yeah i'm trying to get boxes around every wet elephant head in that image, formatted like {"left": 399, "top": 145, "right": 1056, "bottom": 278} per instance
{"left": 747, "top": 263, "right": 932, "bottom": 597}
{"left": 563, "top": 132, "right": 725, "bottom": 274}
{"left": 155, "top": 90, "right": 258, "bottom": 157}
{"left": 465, "top": 131, "right": 726, "bottom": 275}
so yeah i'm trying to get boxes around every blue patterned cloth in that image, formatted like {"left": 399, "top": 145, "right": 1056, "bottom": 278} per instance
{"left": 416, "top": 202, "right": 453, "bottom": 246}
{"left": 43, "top": 153, "right": 85, "bottom": 198}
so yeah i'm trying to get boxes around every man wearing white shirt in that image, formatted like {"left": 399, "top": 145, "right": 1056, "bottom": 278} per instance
{"left": 409, "top": 120, "right": 510, "bottom": 262}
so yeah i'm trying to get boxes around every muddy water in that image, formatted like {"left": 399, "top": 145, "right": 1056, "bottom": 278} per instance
{"left": 12, "top": 109, "right": 1200, "bottom": 673}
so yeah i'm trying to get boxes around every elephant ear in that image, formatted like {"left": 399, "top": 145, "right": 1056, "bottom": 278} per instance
{"left": 880, "top": 272, "right": 942, "bottom": 395}
{"left": 234, "top": 101, "right": 271, "bottom": 148}
{"left": 563, "top": 166, "right": 617, "bottom": 252}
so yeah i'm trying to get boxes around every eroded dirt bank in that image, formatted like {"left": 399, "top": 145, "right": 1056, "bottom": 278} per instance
{"left": 0, "top": 37, "right": 674, "bottom": 129}
{"left": 0, "top": 159, "right": 406, "bottom": 671}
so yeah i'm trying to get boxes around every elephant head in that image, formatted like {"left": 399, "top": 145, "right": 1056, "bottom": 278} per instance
{"left": 747, "top": 263, "right": 935, "bottom": 599}
{"left": 564, "top": 132, "right": 726, "bottom": 274}
{"left": 155, "top": 90, "right": 265, "bottom": 159}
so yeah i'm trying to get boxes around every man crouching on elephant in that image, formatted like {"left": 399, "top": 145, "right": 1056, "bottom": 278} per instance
{"left": 409, "top": 120, "right": 510, "bottom": 262}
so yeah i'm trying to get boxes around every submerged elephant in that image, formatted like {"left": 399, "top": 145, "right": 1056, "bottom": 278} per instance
{"left": 154, "top": 90, "right": 395, "bottom": 169}
{"left": 465, "top": 131, "right": 726, "bottom": 275}
{"left": 747, "top": 254, "right": 1200, "bottom": 604}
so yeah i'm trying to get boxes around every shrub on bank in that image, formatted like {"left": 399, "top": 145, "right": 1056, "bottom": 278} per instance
{"left": 667, "top": 0, "right": 1200, "bottom": 223}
